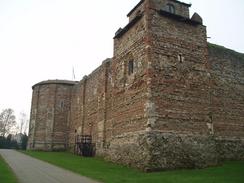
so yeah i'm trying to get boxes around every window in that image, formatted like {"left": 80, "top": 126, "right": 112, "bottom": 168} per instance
{"left": 178, "top": 54, "right": 184, "bottom": 63}
{"left": 166, "top": 3, "right": 175, "bottom": 14}
{"left": 136, "top": 10, "right": 141, "bottom": 16}
{"left": 128, "top": 60, "right": 134, "bottom": 75}
{"left": 60, "top": 100, "right": 64, "bottom": 110}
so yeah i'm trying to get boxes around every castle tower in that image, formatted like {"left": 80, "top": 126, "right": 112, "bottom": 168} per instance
{"left": 28, "top": 80, "right": 77, "bottom": 151}
{"left": 145, "top": 0, "right": 217, "bottom": 170}
{"left": 110, "top": 0, "right": 217, "bottom": 170}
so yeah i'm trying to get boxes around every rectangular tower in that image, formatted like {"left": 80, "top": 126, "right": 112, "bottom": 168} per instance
{"left": 111, "top": 0, "right": 218, "bottom": 170}
{"left": 145, "top": 0, "right": 218, "bottom": 170}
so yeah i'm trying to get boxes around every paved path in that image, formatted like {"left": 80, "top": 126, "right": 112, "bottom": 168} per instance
{"left": 0, "top": 149, "right": 99, "bottom": 183}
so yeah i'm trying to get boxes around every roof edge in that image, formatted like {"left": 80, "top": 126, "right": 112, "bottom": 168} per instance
{"left": 170, "top": 0, "right": 192, "bottom": 7}
{"left": 32, "top": 80, "right": 78, "bottom": 89}
{"left": 114, "top": 14, "right": 143, "bottom": 39}
{"left": 127, "top": 0, "right": 145, "bottom": 17}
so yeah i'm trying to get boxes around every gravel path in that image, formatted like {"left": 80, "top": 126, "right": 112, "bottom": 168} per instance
{"left": 0, "top": 149, "right": 99, "bottom": 183}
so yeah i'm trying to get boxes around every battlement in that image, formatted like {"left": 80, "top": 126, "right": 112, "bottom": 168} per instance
{"left": 127, "top": 0, "right": 191, "bottom": 22}
{"left": 115, "top": 0, "right": 202, "bottom": 42}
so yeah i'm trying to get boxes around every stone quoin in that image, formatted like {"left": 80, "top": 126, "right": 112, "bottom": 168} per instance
{"left": 28, "top": 0, "right": 244, "bottom": 171}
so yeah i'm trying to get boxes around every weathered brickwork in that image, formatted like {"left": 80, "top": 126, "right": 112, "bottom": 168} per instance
{"left": 28, "top": 0, "right": 244, "bottom": 171}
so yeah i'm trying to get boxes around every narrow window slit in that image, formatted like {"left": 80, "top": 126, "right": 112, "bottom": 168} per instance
{"left": 128, "top": 60, "right": 134, "bottom": 75}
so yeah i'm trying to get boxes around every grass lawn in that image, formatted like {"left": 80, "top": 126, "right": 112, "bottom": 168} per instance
{"left": 0, "top": 155, "right": 18, "bottom": 183}
{"left": 23, "top": 151, "right": 244, "bottom": 183}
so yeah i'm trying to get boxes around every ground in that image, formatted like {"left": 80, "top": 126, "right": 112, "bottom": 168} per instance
{"left": 0, "top": 153, "right": 18, "bottom": 183}
{"left": 23, "top": 151, "right": 244, "bottom": 183}
{"left": 0, "top": 149, "right": 98, "bottom": 183}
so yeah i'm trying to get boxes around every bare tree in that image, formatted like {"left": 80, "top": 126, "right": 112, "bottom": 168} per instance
{"left": 23, "top": 119, "right": 29, "bottom": 135}
{"left": 0, "top": 108, "right": 16, "bottom": 137}
{"left": 19, "top": 112, "right": 29, "bottom": 134}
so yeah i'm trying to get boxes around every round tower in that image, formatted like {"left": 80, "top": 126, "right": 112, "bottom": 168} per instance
{"left": 28, "top": 80, "right": 78, "bottom": 151}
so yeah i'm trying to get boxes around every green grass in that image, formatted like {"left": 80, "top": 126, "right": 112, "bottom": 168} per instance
{"left": 0, "top": 155, "right": 18, "bottom": 183}
{"left": 23, "top": 151, "right": 244, "bottom": 183}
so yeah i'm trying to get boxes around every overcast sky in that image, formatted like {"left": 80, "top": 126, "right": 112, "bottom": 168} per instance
{"left": 0, "top": 0, "right": 244, "bottom": 125}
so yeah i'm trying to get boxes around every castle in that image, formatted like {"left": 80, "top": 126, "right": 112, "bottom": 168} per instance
{"left": 28, "top": 0, "right": 244, "bottom": 171}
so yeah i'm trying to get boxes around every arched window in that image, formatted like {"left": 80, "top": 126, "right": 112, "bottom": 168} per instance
{"left": 166, "top": 3, "right": 175, "bottom": 14}
{"left": 128, "top": 60, "right": 134, "bottom": 75}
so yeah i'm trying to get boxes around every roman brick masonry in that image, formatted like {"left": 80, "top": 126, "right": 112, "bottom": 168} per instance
{"left": 28, "top": 0, "right": 244, "bottom": 171}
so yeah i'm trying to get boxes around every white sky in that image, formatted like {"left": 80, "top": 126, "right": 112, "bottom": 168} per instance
{"left": 0, "top": 0, "right": 244, "bottom": 124}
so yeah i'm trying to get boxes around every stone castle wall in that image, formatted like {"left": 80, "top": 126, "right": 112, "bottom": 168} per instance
{"left": 28, "top": 0, "right": 244, "bottom": 171}
{"left": 208, "top": 44, "right": 244, "bottom": 160}
{"left": 68, "top": 60, "right": 113, "bottom": 151}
